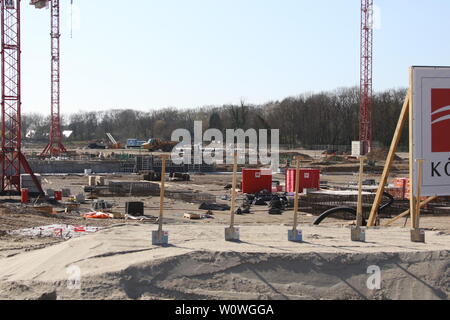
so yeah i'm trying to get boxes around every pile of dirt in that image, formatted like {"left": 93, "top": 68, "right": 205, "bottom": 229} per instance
{"left": 0, "top": 224, "right": 448, "bottom": 300}
{"left": 281, "top": 152, "right": 313, "bottom": 161}
{"left": 366, "top": 149, "right": 403, "bottom": 162}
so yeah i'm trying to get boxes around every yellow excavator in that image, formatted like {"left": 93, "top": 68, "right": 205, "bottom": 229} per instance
{"left": 142, "top": 138, "right": 178, "bottom": 152}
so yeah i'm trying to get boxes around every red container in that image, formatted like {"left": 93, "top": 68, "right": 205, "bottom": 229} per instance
{"left": 54, "top": 191, "right": 63, "bottom": 201}
{"left": 241, "top": 169, "right": 272, "bottom": 194}
{"left": 21, "top": 188, "right": 29, "bottom": 203}
{"left": 285, "top": 169, "right": 320, "bottom": 193}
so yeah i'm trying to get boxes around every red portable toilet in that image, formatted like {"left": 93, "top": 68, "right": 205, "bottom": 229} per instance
{"left": 242, "top": 169, "right": 273, "bottom": 194}
{"left": 54, "top": 191, "right": 63, "bottom": 201}
{"left": 21, "top": 188, "right": 29, "bottom": 203}
{"left": 285, "top": 168, "right": 320, "bottom": 193}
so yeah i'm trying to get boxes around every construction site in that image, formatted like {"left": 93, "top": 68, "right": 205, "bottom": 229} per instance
{"left": 0, "top": 0, "right": 449, "bottom": 302}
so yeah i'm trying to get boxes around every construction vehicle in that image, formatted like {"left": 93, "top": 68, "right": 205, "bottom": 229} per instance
{"left": 106, "top": 133, "right": 123, "bottom": 149}
{"left": 126, "top": 139, "right": 146, "bottom": 149}
{"left": 87, "top": 140, "right": 106, "bottom": 150}
{"left": 142, "top": 138, "right": 178, "bottom": 152}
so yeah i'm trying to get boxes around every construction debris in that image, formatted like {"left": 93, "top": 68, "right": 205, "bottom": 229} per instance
{"left": 125, "top": 202, "right": 144, "bottom": 216}
{"left": 108, "top": 181, "right": 160, "bottom": 196}
{"left": 199, "top": 203, "right": 230, "bottom": 211}
{"left": 184, "top": 213, "right": 202, "bottom": 220}
{"left": 8, "top": 224, "right": 100, "bottom": 239}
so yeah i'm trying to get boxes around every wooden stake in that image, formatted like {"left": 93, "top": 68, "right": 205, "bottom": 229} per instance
{"left": 409, "top": 69, "right": 417, "bottom": 230}
{"left": 383, "top": 196, "right": 437, "bottom": 227}
{"left": 367, "top": 93, "right": 410, "bottom": 226}
{"left": 414, "top": 159, "right": 424, "bottom": 229}
{"left": 292, "top": 157, "right": 301, "bottom": 232}
{"left": 158, "top": 154, "right": 169, "bottom": 232}
{"left": 356, "top": 157, "right": 365, "bottom": 227}
{"left": 230, "top": 152, "right": 238, "bottom": 228}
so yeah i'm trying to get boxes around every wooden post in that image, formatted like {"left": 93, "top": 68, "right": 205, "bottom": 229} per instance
{"left": 356, "top": 157, "right": 365, "bottom": 227}
{"left": 230, "top": 152, "right": 238, "bottom": 228}
{"left": 292, "top": 157, "right": 301, "bottom": 232}
{"left": 414, "top": 159, "right": 424, "bottom": 229}
{"left": 158, "top": 154, "right": 168, "bottom": 232}
{"left": 367, "top": 93, "right": 410, "bottom": 226}
{"left": 383, "top": 196, "right": 437, "bottom": 227}
{"left": 408, "top": 69, "right": 417, "bottom": 231}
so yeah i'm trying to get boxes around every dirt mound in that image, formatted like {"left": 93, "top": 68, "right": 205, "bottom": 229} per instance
{"left": 0, "top": 224, "right": 448, "bottom": 300}
{"left": 0, "top": 249, "right": 448, "bottom": 300}
{"left": 366, "top": 149, "right": 403, "bottom": 162}
{"left": 282, "top": 152, "right": 313, "bottom": 161}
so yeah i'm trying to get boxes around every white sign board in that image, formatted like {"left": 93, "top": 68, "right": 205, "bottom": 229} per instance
{"left": 412, "top": 66, "right": 450, "bottom": 196}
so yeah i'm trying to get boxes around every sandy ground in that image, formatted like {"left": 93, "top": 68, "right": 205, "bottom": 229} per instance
{"left": 0, "top": 169, "right": 448, "bottom": 300}
{"left": 0, "top": 224, "right": 448, "bottom": 300}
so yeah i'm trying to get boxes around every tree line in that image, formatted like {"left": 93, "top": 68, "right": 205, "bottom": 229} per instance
{"left": 22, "top": 87, "right": 409, "bottom": 149}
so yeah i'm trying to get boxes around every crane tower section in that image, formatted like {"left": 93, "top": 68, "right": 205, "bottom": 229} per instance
{"left": 31, "top": 0, "right": 67, "bottom": 157}
{"left": 360, "top": 0, "right": 374, "bottom": 155}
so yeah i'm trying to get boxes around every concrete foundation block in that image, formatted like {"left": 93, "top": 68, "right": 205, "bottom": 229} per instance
{"left": 351, "top": 226, "right": 366, "bottom": 242}
{"left": 411, "top": 228, "right": 425, "bottom": 243}
{"left": 152, "top": 230, "right": 169, "bottom": 246}
{"left": 288, "top": 229, "right": 303, "bottom": 242}
{"left": 225, "top": 227, "right": 240, "bottom": 242}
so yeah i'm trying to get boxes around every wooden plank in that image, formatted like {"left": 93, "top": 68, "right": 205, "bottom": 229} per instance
{"left": 415, "top": 159, "right": 424, "bottom": 228}
{"left": 158, "top": 154, "right": 169, "bottom": 232}
{"left": 230, "top": 153, "right": 238, "bottom": 228}
{"left": 184, "top": 213, "right": 202, "bottom": 220}
{"left": 367, "top": 93, "right": 410, "bottom": 226}
{"left": 356, "top": 157, "right": 365, "bottom": 227}
{"left": 382, "top": 196, "right": 438, "bottom": 227}
{"left": 409, "top": 68, "right": 417, "bottom": 229}
{"left": 292, "top": 157, "right": 301, "bottom": 231}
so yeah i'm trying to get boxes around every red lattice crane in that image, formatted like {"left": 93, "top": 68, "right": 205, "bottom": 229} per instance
{"left": 31, "top": 0, "right": 67, "bottom": 157}
{"left": 360, "top": 0, "right": 374, "bottom": 155}
{"left": 1, "top": 0, "right": 43, "bottom": 195}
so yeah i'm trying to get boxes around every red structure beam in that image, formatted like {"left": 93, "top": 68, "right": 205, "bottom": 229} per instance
{"left": 360, "top": 0, "right": 374, "bottom": 155}
{"left": 1, "top": 0, "right": 43, "bottom": 195}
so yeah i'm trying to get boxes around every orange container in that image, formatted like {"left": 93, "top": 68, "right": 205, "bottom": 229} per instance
{"left": 21, "top": 188, "right": 29, "bottom": 203}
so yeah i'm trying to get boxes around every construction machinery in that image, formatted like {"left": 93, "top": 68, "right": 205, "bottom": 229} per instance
{"left": 87, "top": 140, "right": 106, "bottom": 150}
{"left": 106, "top": 133, "right": 123, "bottom": 149}
{"left": 126, "top": 139, "right": 146, "bottom": 149}
{"left": 142, "top": 139, "right": 178, "bottom": 153}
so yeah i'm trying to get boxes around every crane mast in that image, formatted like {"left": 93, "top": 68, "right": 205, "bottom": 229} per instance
{"left": 32, "top": 0, "right": 66, "bottom": 157}
{"left": 360, "top": 0, "right": 374, "bottom": 155}
{"left": 0, "top": 0, "right": 43, "bottom": 195}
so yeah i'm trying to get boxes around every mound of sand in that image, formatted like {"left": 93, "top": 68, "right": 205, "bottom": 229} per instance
{"left": 0, "top": 224, "right": 448, "bottom": 300}
{"left": 281, "top": 152, "right": 313, "bottom": 161}
{"left": 366, "top": 149, "right": 403, "bottom": 162}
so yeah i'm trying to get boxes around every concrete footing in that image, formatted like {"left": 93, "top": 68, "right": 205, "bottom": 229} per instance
{"left": 288, "top": 229, "right": 303, "bottom": 242}
{"left": 152, "top": 230, "right": 169, "bottom": 246}
{"left": 351, "top": 226, "right": 366, "bottom": 242}
{"left": 411, "top": 229, "right": 425, "bottom": 243}
{"left": 225, "top": 227, "right": 240, "bottom": 242}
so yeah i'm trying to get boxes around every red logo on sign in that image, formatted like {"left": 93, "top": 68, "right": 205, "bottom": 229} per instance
{"left": 431, "top": 89, "right": 450, "bottom": 152}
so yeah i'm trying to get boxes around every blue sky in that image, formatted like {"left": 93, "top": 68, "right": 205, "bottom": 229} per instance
{"left": 22, "top": 0, "right": 450, "bottom": 115}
